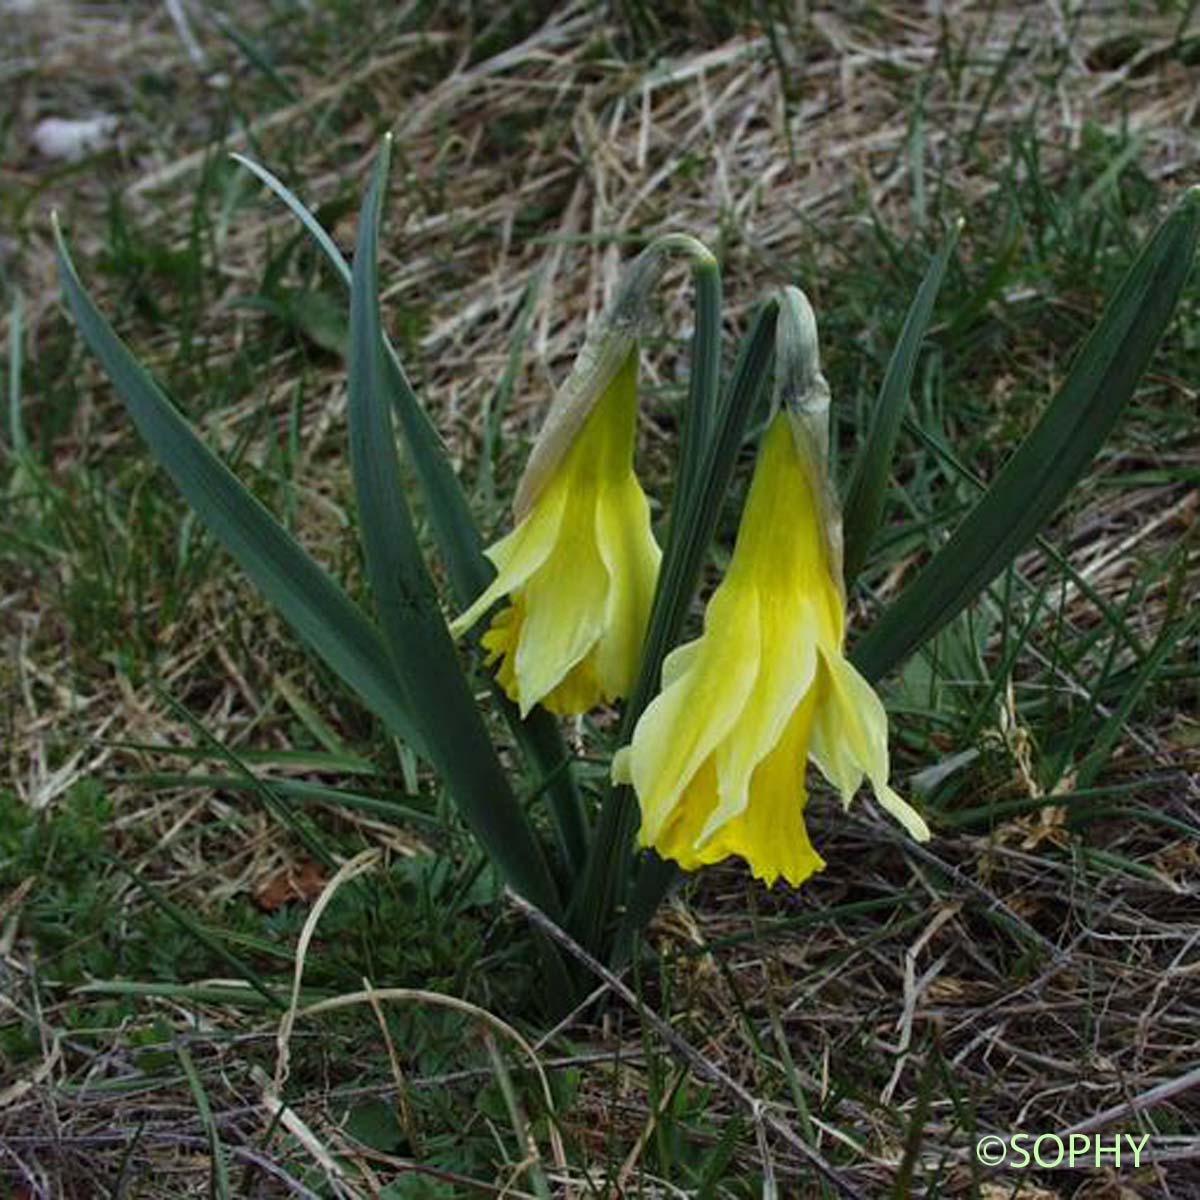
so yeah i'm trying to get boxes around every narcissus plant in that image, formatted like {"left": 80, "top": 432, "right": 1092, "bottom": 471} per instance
{"left": 616, "top": 291, "right": 929, "bottom": 886}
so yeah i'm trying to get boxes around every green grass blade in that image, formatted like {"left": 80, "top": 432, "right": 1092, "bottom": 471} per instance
{"left": 274, "top": 674, "right": 367, "bottom": 760}
{"left": 53, "top": 219, "right": 426, "bottom": 755}
{"left": 8, "top": 289, "right": 29, "bottom": 458}
{"left": 118, "top": 865, "right": 284, "bottom": 1010}
{"left": 232, "top": 152, "right": 588, "bottom": 875}
{"left": 75, "top": 980, "right": 320, "bottom": 1008}
{"left": 176, "top": 1041, "right": 233, "bottom": 1200}
{"left": 154, "top": 684, "right": 336, "bottom": 869}
{"left": 1075, "top": 603, "right": 1200, "bottom": 790}
{"left": 210, "top": 11, "right": 298, "bottom": 102}
{"left": 346, "top": 138, "right": 564, "bottom": 919}
{"left": 937, "top": 779, "right": 1180, "bottom": 831}
{"left": 231, "top": 154, "right": 349, "bottom": 287}
{"left": 124, "top": 770, "right": 440, "bottom": 826}
{"left": 107, "top": 740, "right": 376, "bottom": 774}
{"left": 853, "top": 187, "right": 1200, "bottom": 682}
{"left": 842, "top": 219, "right": 962, "bottom": 585}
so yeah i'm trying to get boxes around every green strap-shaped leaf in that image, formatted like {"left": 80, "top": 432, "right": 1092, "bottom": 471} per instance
{"left": 8, "top": 289, "right": 30, "bottom": 458}
{"left": 853, "top": 187, "right": 1200, "bottom": 682}
{"left": 575, "top": 293, "right": 784, "bottom": 959}
{"left": 346, "top": 139, "right": 564, "bottom": 919}
{"left": 841, "top": 219, "right": 962, "bottom": 585}
{"left": 610, "top": 303, "right": 783, "bottom": 964}
{"left": 232, "top": 152, "right": 588, "bottom": 877}
{"left": 231, "top": 151, "right": 487, "bottom": 604}
{"left": 53, "top": 220, "right": 426, "bottom": 757}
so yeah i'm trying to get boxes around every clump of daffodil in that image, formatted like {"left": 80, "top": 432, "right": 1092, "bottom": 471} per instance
{"left": 615, "top": 288, "right": 930, "bottom": 886}
{"left": 452, "top": 237, "right": 715, "bottom": 716}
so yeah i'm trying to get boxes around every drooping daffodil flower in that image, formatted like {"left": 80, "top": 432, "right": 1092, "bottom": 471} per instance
{"left": 452, "top": 238, "right": 714, "bottom": 716}
{"left": 614, "top": 288, "right": 930, "bottom": 886}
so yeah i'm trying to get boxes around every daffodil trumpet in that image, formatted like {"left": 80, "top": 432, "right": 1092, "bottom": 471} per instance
{"left": 615, "top": 288, "right": 931, "bottom": 887}
{"left": 451, "top": 235, "right": 717, "bottom": 718}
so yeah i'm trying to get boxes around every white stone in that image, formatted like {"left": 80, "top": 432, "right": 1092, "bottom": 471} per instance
{"left": 31, "top": 115, "right": 118, "bottom": 161}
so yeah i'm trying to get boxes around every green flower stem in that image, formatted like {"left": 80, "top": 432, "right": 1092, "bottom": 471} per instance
{"left": 674, "top": 242, "right": 724, "bottom": 517}
{"left": 576, "top": 296, "right": 782, "bottom": 960}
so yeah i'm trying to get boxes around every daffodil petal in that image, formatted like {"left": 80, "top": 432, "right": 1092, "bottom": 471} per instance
{"left": 542, "top": 654, "right": 604, "bottom": 715}
{"left": 699, "top": 415, "right": 825, "bottom": 840}
{"left": 810, "top": 650, "right": 926, "bottom": 837}
{"left": 479, "top": 600, "right": 524, "bottom": 703}
{"left": 660, "top": 638, "right": 702, "bottom": 688}
{"left": 704, "top": 597, "right": 817, "bottom": 842}
{"left": 449, "top": 482, "right": 568, "bottom": 636}
{"left": 455, "top": 340, "right": 660, "bottom": 715}
{"left": 626, "top": 581, "right": 761, "bottom": 845}
{"left": 513, "top": 488, "right": 610, "bottom": 715}
{"left": 808, "top": 649, "right": 889, "bottom": 804}
{"left": 695, "top": 692, "right": 826, "bottom": 886}
{"left": 593, "top": 474, "right": 661, "bottom": 697}
{"left": 874, "top": 782, "right": 931, "bottom": 842}
{"left": 612, "top": 745, "right": 633, "bottom": 785}
{"left": 646, "top": 757, "right": 720, "bottom": 868}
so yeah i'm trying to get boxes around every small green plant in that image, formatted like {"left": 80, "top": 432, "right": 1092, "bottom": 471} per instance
{"left": 54, "top": 136, "right": 1199, "bottom": 993}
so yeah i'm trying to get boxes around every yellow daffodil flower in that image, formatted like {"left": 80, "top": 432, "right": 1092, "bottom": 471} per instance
{"left": 450, "top": 341, "right": 660, "bottom": 717}
{"left": 452, "top": 236, "right": 718, "bottom": 718}
{"left": 615, "top": 290, "right": 930, "bottom": 886}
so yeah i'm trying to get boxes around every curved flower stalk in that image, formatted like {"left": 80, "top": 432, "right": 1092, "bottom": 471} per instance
{"left": 615, "top": 289, "right": 930, "bottom": 886}
{"left": 451, "top": 236, "right": 714, "bottom": 717}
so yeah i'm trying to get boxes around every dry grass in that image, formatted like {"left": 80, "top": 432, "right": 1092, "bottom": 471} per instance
{"left": 3, "top": 1, "right": 1199, "bottom": 1196}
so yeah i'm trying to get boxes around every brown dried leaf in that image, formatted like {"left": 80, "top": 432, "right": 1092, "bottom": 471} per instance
{"left": 253, "top": 861, "right": 328, "bottom": 911}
